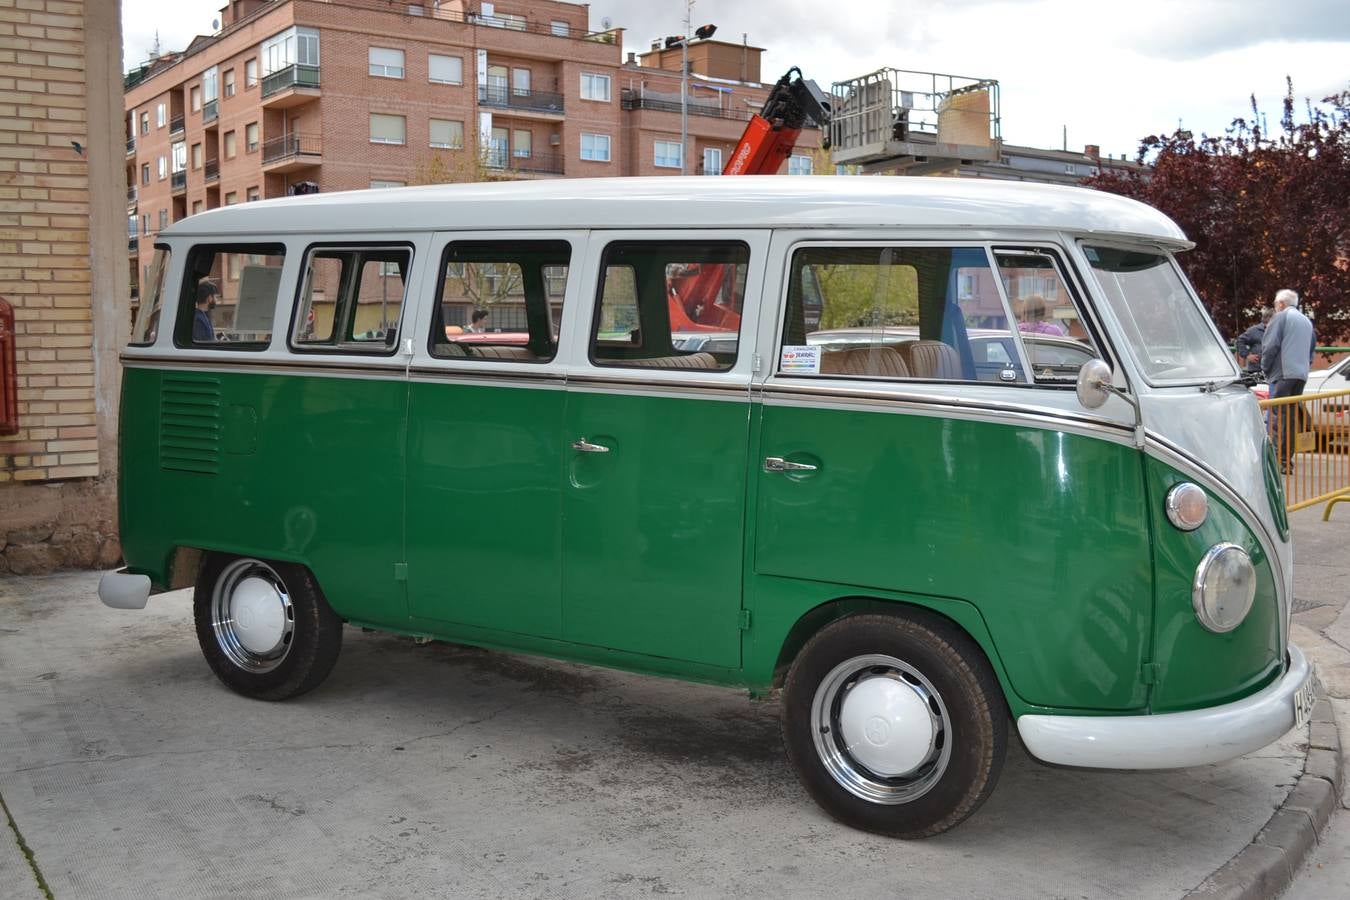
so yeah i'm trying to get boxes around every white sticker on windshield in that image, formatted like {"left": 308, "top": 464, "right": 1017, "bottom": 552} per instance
{"left": 780, "top": 345, "right": 820, "bottom": 374}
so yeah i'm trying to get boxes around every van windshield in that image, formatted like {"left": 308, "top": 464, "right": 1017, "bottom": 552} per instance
{"left": 1084, "top": 245, "right": 1236, "bottom": 383}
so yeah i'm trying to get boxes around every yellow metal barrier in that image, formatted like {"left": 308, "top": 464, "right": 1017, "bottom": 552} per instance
{"left": 1258, "top": 387, "right": 1350, "bottom": 515}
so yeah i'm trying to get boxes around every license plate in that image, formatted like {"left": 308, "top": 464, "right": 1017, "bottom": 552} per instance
{"left": 1293, "top": 681, "right": 1315, "bottom": 729}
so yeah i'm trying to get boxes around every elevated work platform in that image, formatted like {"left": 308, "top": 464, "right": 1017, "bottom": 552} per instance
{"left": 830, "top": 68, "right": 1001, "bottom": 168}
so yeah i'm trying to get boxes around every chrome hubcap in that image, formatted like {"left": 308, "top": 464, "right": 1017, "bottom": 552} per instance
{"left": 811, "top": 654, "right": 951, "bottom": 804}
{"left": 211, "top": 559, "right": 294, "bottom": 673}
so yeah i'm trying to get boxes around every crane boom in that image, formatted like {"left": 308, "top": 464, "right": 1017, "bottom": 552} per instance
{"left": 723, "top": 67, "right": 831, "bottom": 175}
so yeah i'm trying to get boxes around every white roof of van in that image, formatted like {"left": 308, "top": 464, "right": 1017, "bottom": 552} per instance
{"left": 164, "top": 176, "right": 1189, "bottom": 245}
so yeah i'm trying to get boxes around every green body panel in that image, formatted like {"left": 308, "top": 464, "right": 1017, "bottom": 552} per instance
{"left": 405, "top": 380, "right": 564, "bottom": 637}
{"left": 119, "top": 367, "right": 408, "bottom": 624}
{"left": 1144, "top": 458, "right": 1282, "bottom": 712}
{"left": 753, "top": 402, "right": 1153, "bottom": 711}
{"left": 560, "top": 389, "right": 748, "bottom": 668}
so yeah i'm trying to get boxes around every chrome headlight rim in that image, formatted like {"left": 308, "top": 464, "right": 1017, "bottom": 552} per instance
{"left": 1192, "top": 542, "right": 1256, "bottom": 634}
{"left": 1165, "top": 482, "right": 1209, "bottom": 531}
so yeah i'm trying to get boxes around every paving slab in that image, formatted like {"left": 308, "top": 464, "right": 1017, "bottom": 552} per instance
{"left": 0, "top": 571, "right": 1311, "bottom": 900}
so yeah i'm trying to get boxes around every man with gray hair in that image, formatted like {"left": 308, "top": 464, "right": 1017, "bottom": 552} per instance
{"left": 1261, "top": 288, "right": 1315, "bottom": 472}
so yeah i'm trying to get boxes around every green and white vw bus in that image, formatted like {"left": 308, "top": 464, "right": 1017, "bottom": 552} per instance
{"left": 101, "top": 177, "right": 1313, "bottom": 837}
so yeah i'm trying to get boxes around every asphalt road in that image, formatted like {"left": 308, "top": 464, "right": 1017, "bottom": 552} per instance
{"left": 0, "top": 565, "right": 1317, "bottom": 900}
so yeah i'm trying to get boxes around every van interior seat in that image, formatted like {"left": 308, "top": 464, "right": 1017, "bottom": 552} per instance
{"left": 465, "top": 345, "right": 541, "bottom": 361}
{"left": 896, "top": 340, "right": 962, "bottom": 379}
{"left": 819, "top": 346, "right": 911, "bottom": 378}
{"left": 623, "top": 352, "right": 720, "bottom": 370}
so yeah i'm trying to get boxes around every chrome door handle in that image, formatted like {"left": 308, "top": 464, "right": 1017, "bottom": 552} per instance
{"left": 764, "top": 456, "right": 817, "bottom": 472}
{"left": 571, "top": 438, "right": 610, "bottom": 453}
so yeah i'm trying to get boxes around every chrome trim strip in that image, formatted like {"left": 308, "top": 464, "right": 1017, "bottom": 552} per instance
{"left": 567, "top": 377, "right": 749, "bottom": 403}
{"left": 1143, "top": 430, "right": 1289, "bottom": 652}
{"left": 121, "top": 356, "right": 407, "bottom": 381}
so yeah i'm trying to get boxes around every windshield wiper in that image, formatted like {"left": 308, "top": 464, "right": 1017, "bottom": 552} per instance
{"left": 1201, "top": 371, "right": 1261, "bottom": 393}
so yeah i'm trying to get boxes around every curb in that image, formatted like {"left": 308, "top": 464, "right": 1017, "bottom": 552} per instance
{"left": 1184, "top": 692, "right": 1343, "bottom": 900}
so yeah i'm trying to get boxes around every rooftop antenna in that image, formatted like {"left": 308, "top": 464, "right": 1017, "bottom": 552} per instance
{"left": 151, "top": 29, "right": 161, "bottom": 59}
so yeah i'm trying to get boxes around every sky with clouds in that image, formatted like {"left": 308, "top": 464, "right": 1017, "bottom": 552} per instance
{"left": 121, "top": 0, "right": 1350, "bottom": 159}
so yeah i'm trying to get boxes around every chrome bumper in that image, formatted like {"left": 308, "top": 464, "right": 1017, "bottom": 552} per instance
{"left": 1017, "top": 644, "right": 1312, "bottom": 769}
{"left": 98, "top": 568, "right": 152, "bottom": 610}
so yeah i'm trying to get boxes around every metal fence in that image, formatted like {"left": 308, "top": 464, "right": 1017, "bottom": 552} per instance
{"left": 1259, "top": 387, "right": 1350, "bottom": 516}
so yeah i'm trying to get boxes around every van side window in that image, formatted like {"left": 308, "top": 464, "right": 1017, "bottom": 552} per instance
{"left": 430, "top": 240, "right": 570, "bottom": 362}
{"left": 292, "top": 245, "right": 410, "bottom": 351}
{"left": 176, "top": 243, "right": 285, "bottom": 349}
{"left": 996, "top": 250, "right": 1103, "bottom": 384}
{"left": 590, "top": 241, "right": 748, "bottom": 371}
{"left": 781, "top": 245, "right": 1020, "bottom": 383}
{"left": 129, "top": 245, "right": 171, "bottom": 346}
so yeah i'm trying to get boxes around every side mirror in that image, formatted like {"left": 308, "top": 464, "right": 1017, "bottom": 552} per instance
{"left": 1076, "top": 358, "right": 1114, "bottom": 409}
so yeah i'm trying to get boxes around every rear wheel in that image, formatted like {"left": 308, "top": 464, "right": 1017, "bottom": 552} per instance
{"left": 782, "top": 612, "right": 1006, "bottom": 838}
{"left": 193, "top": 554, "right": 343, "bottom": 701}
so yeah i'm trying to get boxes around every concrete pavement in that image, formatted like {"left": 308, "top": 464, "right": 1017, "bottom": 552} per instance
{"left": 0, "top": 507, "right": 1343, "bottom": 899}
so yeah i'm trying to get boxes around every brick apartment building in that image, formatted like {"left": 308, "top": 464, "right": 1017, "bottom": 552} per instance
{"left": 123, "top": 0, "right": 821, "bottom": 301}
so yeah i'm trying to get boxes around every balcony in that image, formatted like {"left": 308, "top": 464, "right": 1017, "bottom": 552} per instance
{"left": 620, "top": 90, "right": 753, "bottom": 122}
{"left": 128, "top": 235, "right": 138, "bottom": 255}
{"left": 477, "top": 84, "right": 564, "bottom": 117}
{"left": 261, "top": 64, "right": 320, "bottom": 107}
{"left": 171, "top": 170, "right": 186, "bottom": 193}
{"left": 262, "top": 133, "right": 322, "bottom": 173}
{"left": 126, "top": 137, "right": 135, "bottom": 156}
{"left": 127, "top": 185, "right": 137, "bottom": 208}
{"left": 486, "top": 149, "right": 564, "bottom": 177}
{"left": 170, "top": 113, "right": 184, "bottom": 136}
{"left": 203, "top": 99, "right": 218, "bottom": 124}
{"left": 204, "top": 158, "right": 219, "bottom": 183}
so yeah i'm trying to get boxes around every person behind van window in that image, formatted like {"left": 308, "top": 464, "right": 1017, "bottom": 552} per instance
{"left": 467, "top": 308, "right": 490, "bottom": 333}
{"left": 1014, "top": 295, "right": 1067, "bottom": 336}
{"left": 1235, "top": 307, "right": 1272, "bottom": 373}
{"left": 194, "top": 280, "right": 220, "bottom": 342}
{"left": 1262, "top": 288, "right": 1315, "bottom": 472}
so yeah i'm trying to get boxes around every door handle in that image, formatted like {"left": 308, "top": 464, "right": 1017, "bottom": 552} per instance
{"left": 571, "top": 438, "right": 610, "bottom": 454}
{"left": 764, "top": 456, "right": 817, "bottom": 473}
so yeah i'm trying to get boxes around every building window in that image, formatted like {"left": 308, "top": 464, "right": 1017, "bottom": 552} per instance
{"left": 190, "top": 86, "right": 201, "bottom": 112}
{"left": 141, "top": 214, "right": 149, "bottom": 235}
{"left": 141, "top": 162, "right": 150, "bottom": 184}
{"left": 192, "top": 200, "right": 204, "bottom": 215}
{"left": 245, "top": 122, "right": 259, "bottom": 153}
{"left": 223, "top": 68, "right": 235, "bottom": 98}
{"left": 369, "top": 180, "right": 404, "bottom": 189}
{"left": 261, "top": 26, "right": 319, "bottom": 76}
{"left": 224, "top": 130, "right": 237, "bottom": 159}
{"left": 580, "top": 132, "right": 610, "bottom": 162}
{"left": 428, "top": 54, "right": 462, "bottom": 85}
{"left": 369, "top": 47, "right": 405, "bottom": 79}
{"left": 428, "top": 118, "right": 463, "bottom": 150}
{"left": 157, "top": 155, "right": 166, "bottom": 179}
{"left": 171, "top": 141, "right": 186, "bottom": 173}
{"left": 191, "top": 142, "right": 202, "bottom": 169}
{"left": 139, "top": 111, "right": 149, "bottom": 134}
{"left": 245, "top": 58, "right": 258, "bottom": 87}
{"left": 158, "top": 208, "right": 168, "bottom": 230}
{"left": 156, "top": 103, "right": 166, "bottom": 127}
{"left": 202, "top": 66, "right": 218, "bottom": 105}
{"left": 580, "top": 72, "right": 611, "bottom": 102}
{"left": 550, "top": 20, "right": 569, "bottom": 37}
{"left": 246, "top": 186, "right": 260, "bottom": 202}
{"left": 512, "top": 129, "right": 531, "bottom": 158}
{"left": 224, "top": 191, "right": 237, "bottom": 206}
{"left": 787, "top": 154, "right": 813, "bottom": 175}
{"left": 703, "top": 147, "right": 722, "bottom": 175}
{"left": 512, "top": 67, "right": 530, "bottom": 96}
{"left": 369, "top": 114, "right": 406, "bottom": 145}
{"left": 654, "top": 140, "right": 683, "bottom": 169}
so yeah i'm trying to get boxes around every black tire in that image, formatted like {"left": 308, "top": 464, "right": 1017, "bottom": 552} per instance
{"left": 193, "top": 553, "right": 343, "bottom": 701}
{"left": 781, "top": 611, "right": 1007, "bottom": 838}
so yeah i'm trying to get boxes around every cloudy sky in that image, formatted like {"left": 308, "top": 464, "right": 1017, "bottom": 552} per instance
{"left": 122, "top": 0, "right": 1349, "bottom": 159}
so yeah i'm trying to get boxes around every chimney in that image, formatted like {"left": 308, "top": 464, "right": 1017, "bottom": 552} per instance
{"left": 626, "top": 51, "right": 636, "bottom": 65}
{"left": 1084, "top": 144, "right": 1100, "bottom": 158}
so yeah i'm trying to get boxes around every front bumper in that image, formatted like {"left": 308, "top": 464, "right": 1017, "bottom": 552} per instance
{"left": 98, "top": 568, "right": 152, "bottom": 610}
{"left": 1017, "top": 644, "right": 1312, "bottom": 769}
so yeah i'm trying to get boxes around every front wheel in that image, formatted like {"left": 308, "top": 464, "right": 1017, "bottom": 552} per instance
{"left": 782, "top": 612, "right": 1007, "bottom": 838}
{"left": 193, "top": 554, "right": 343, "bottom": 701}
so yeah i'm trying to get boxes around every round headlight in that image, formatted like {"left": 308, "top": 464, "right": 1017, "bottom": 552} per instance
{"left": 1192, "top": 543, "right": 1256, "bottom": 633}
{"left": 1165, "top": 482, "right": 1209, "bottom": 531}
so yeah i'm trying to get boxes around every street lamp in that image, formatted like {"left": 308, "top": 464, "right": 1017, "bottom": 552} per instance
{"left": 664, "top": 10, "right": 716, "bottom": 175}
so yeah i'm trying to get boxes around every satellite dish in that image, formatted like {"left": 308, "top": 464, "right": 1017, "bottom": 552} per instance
{"left": 601, "top": 16, "right": 612, "bottom": 29}
{"left": 211, "top": 18, "right": 219, "bottom": 30}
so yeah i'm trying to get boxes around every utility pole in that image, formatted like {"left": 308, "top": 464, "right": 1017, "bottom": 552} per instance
{"left": 680, "top": 0, "right": 692, "bottom": 175}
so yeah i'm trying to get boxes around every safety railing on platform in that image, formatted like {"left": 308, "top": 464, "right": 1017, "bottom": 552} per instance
{"left": 1259, "top": 387, "right": 1350, "bottom": 516}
